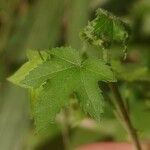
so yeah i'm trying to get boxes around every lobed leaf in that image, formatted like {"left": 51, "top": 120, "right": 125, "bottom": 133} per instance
{"left": 8, "top": 47, "right": 116, "bottom": 132}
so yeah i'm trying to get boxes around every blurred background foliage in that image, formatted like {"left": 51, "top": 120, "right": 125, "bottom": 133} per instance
{"left": 0, "top": 0, "right": 150, "bottom": 150}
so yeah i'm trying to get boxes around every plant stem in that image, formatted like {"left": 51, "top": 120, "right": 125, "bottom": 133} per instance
{"left": 102, "top": 48, "right": 141, "bottom": 150}
{"left": 61, "top": 108, "right": 71, "bottom": 150}
{"left": 109, "top": 83, "right": 142, "bottom": 150}
{"left": 38, "top": 50, "right": 44, "bottom": 61}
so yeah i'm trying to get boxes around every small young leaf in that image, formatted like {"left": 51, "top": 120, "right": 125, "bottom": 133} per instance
{"left": 80, "top": 8, "right": 130, "bottom": 48}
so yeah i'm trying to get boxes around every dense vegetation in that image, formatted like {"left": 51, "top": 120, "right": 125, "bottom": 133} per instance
{"left": 0, "top": 0, "right": 150, "bottom": 150}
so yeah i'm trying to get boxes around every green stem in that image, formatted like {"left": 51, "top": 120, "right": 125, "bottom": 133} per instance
{"left": 61, "top": 108, "right": 71, "bottom": 150}
{"left": 38, "top": 50, "right": 44, "bottom": 61}
{"left": 109, "top": 83, "right": 142, "bottom": 150}
{"left": 102, "top": 48, "right": 141, "bottom": 150}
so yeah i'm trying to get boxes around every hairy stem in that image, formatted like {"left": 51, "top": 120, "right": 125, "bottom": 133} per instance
{"left": 109, "top": 83, "right": 142, "bottom": 150}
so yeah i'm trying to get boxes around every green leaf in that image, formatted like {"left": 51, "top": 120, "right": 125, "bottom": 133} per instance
{"left": 80, "top": 8, "right": 130, "bottom": 48}
{"left": 20, "top": 47, "right": 116, "bottom": 132}
{"left": 7, "top": 50, "right": 48, "bottom": 87}
{"left": 8, "top": 47, "right": 116, "bottom": 133}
